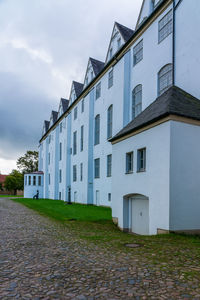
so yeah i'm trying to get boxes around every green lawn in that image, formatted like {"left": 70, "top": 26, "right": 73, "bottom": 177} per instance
{"left": 0, "top": 195, "right": 23, "bottom": 198}
{"left": 12, "top": 198, "right": 200, "bottom": 282}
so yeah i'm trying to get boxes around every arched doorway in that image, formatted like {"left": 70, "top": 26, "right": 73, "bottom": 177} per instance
{"left": 123, "top": 194, "right": 149, "bottom": 235}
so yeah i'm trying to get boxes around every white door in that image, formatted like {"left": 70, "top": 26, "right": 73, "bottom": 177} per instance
{"left": 131, "top": 197, "right": 149, "bottom": 235}
{"left": 96, "top": 190, "right": 100, "bottom": 206}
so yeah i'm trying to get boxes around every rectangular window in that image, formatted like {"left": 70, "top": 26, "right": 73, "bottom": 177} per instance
{"left": 73, "top": 131, "right": 77, "bottom": 155}
{"left": 133, "top": 40, "right": 143, "bottom": 66}
{"left": 81, "top": 99, "right": 84, "bottom": 113}
{"left": 49, "top": 174, "right": 51, "bottom": 185}
{"left": 96, "top": 82, "right": 101, "bottom": 100}
{"left": 94, "top": 158, "right": 100, "bottom": 179}
{"left": 80, "top": 163, "right": 83, "bottom": 182}
{"left": 28, "top": 176, "right": 31, "bottom": 185}
{"left": 74, "top": 106, "right": 78, "bottom": 120}
{"left": 107, "top": 105, "right": 113, "bottom": 139}
{"left": 80, "top": 125, "right": 84, "bottom": 152}
{"left": 59, "top": 169, "right": 62, "bottom": 183}
{"left": 25, "top": 176, "right": 27, "bottom": 185}
{"left": 48, "top": 153, "right": 50, "bottom": 165}
{"left": 107, "top": 154, "right": 112, "bottom": 177}
{"left": 108, "top": 69, "right": 113, "bottom": 88}
{"left": 126, "top": 152, "right": 133, "bottom": 174}
{"left": 94, "top": 115, "right": 100, "bottom": 145}
{"left": 108, "top": 193, "right": 112, "bottom": 202}
{"left": 73, "top": 165, "right": 77, "bottom": 182}
{"left": 117, "top": 38, "right": 121, "bottom": 50}
{"left": 60, "top": 122, "right": 62, "bottom": 133}
{"left": 38, "top": 176, "right": 41, "bottom": 186}
{"left": 59, "top": 192, "right": 61, "bottom": 200}
{"left": 59, "top": 142, "right": 62, "bottom": 160}
{"left": 137, "top": 148, "right": 146, "bottom": 172}
{"left": 158, "top": 10, "right": 172, "bottom": 43}
{"left": 33, "top": 176, "right": 36, "bottom": 186}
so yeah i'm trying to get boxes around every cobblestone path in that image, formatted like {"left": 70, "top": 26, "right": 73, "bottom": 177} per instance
{"left": 0, "top": 198, "right": 200, "bottom": 300}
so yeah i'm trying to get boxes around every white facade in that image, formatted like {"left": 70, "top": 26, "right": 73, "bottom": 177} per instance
{"left": 34, "top": 0, "right": 200, "bottom": 234}
{"left": 24, "top": 172, "right": 44, "bottom": 199}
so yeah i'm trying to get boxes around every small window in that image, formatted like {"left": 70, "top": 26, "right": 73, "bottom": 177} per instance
{"left": 59, "top": 169, "right": 62, "bottom": 183}
{"left": 126, "top": 152, "right": 133, "bottom": 174}
{"left": 81, "top": 99, "right": 84, "bottom": 113}
{"left": 59, "top": 142, "right": 62, "bottom": 161}
{"left": 48, "top": 153, "right": 50, "bottom": 165}
{"left": 132, "top": 85, "right": 142, "bottom": 119}
{"left": 74, "top": 107, "right": 78, "bottom": 120}
{"left": 94, "top": 158, "right": 100, "bottom": 179}
{"left": 80, "top": 163, "right": 83, "bottom": 182}
{"left": 158, "top": 10, "right": 172, "bottom": 43}
{"left": 28, "top": 176, "right": 31, "bottom": 185}
{"left": 109, "top": 48, "right": 113, "bottom": 59}
{"left": 158, "top": 64, "right": 172, "bottom": 96}
{"left": 107, "top": 105, "right": 113, "bottom": 139}
{"left": 73, "top": 131, "right": 77, "bottom": 155}
{"left": 133, "top": 40, "right": 143, "bottom": 66}
{"left": 60, "top": 122, "right": 62, "bottom": 133}
{"left": 96, "top": 82, "right": 101, "bottom": 100}
{"left": 108, "top": 193, "right": 112, "bottom": 202}
{"left": 107, "top": 154, "right": 112, "bottom": 177}
{"left": 73, "top": 165, "right": 77, "bottom": 182}
{"left": 117, "top": 38, "right": 121, "bottom": 50}
{"left": 108, "top": 69, "right": 113, "bottom": 89}
{"left": 80, "top": 125, "right": 84, "bottom": 152}
{"left": 94, "top": 115, "right": 100, "bottom": 145}
{"left": 25, "top": 176, "right": 27, "bottom": 185}
{"left": 59, "top": 192, "right": 61, "bottom": 200}
{"left": 48, "top": 174, "right": 51, "bottom": 185}
{"left": 137, "top": 148, "right": 146, "bottom": 172}
{"left": 38, "top": 176, "right": 41, "bottom": 186}
{"left": 33, "top": 176, "right": 36, "bottom": 186}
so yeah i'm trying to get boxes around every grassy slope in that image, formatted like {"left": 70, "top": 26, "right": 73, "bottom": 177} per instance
{"left": 0, "top": 195, "right": 23, "bottom": 198}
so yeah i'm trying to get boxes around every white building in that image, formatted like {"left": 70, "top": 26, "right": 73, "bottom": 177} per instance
{"left": 24, "top": 0, "right": 200, "bottom": 235}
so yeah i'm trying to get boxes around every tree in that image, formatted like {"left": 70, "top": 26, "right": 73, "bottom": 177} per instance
{"left": 4, "top": 170, "right": 24, "bottom": 195}
{"left": 17, "top": 151, "right": 38, "bottom": 174}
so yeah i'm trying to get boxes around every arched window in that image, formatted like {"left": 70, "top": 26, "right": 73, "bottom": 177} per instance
{"left": 158, "top": 64, "right": 172, "bottom": 96}
{"left": 132, "top": 84, "right": 142, "bottom": 119}
{"left": 107, "top": 105, "right": 113, "bottom": 139}
{"left": 94, "top": 114, "right": 100, "bottom": 145}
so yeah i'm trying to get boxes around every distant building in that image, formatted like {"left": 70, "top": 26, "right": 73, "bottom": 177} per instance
{"left": 26, "top": 0, "right": 200, "bottom": 235}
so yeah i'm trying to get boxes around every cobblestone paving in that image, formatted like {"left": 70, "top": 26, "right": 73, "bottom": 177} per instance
{"left": 0, "top": 198, "right": 200, "bottom": 300}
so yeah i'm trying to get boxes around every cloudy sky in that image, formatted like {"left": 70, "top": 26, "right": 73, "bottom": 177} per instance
{"left": 0, "top": 0, "right": 142, "bottom": 174}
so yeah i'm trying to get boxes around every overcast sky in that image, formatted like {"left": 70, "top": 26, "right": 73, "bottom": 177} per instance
{"left": 0, "top": 0, "right": 142, "bottom": 174}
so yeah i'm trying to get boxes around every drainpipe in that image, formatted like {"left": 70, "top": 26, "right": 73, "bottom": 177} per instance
{"left": 172, "top": 0, "right": 175, "bottom": 86}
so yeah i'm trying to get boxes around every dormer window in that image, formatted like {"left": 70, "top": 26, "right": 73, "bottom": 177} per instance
{"left": 117, "top": 38, "right": 121, "bottom": 50}
{"left": 109, "top": 48, "right": 113, "bottom": 59}
{"left": 85, "top": 77, "right": 88, "bottom": 86}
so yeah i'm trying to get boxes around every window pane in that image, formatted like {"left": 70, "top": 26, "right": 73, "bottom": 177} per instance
{"left": 158, "top": 10, "right": 173, "bottom": 43}
{"left": 94, "top": 115, "right": 100, "bottom": 145}
{"left": 107, "top": 105, "right": 113, "bottom": 139}
{"left": 133, "top": 40, "right": 143, "bottom": 66}
{"left": 158, "top": 64, "right": 172, "bottom": 96}
{"left": 132, "top": 85, "right": 142, "bottom": 119}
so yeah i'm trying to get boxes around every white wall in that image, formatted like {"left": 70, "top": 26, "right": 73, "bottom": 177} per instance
{"left": 112, "top": 122, "right": 171, "bottom": 235}
{"left": 24, "top": 174, "right": 44, "bottom": 199}
{"left": 175, "top": 0, "right": 200, "bottom": 100}
{"left": 170, "top": 121, "right": 200, "bottom": 231}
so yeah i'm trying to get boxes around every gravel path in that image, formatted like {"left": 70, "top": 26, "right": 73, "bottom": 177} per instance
{"left": 0, "top": 198, "right": 200, "bottom": 300}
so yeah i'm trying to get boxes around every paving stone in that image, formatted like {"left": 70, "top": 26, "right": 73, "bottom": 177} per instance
{"left": 0, "top": 198, "right": 200, "bottom": 300}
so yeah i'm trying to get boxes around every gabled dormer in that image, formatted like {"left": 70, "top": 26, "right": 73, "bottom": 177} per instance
{"left": 58, "top": 98, "right": 69, "bottom": 118}
{"left": 105, "top": 22, "right": 134, "bottom": 64}
{"left": 42, "top": 120, "right": 50, "bottom": 136}
{"left": 136, "top": 0, "right": 156, "bottom": 29}
{"left": 69, "top": 81, "right": 84, "bottom": 105}
{"left": 49, "top": 111, "right": 58, "bottom": 128}
{"left": 83, "top": 58, "right": 104, "bottom": 88}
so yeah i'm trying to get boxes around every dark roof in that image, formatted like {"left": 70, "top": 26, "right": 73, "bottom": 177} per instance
{"left": 115, "top": 22, "right": 134, "bottom": 42}
{"left": 61, "top": 98, "right": 69, "bottom": 113}
{"left": 73, "top": 81, "right": 84, "bottom": 98}
{"left": 52, "top": 111, "right": 58, "bottom": 124}
{"left": 44, "top": 120, "right": 50, "bottom": 132}
{"left": 110, "top": 86, "right": 200, "bottom": 142}
{"left": 90, "top": 58, "right": 105, "bottom": 76}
